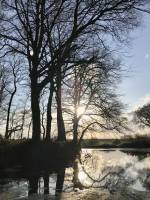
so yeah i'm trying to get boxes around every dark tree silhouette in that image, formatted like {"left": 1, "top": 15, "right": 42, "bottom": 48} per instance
{"left": 45, "top": 82, "right": 54, "bottom": 141}
{"left": 63, "top": 52, "right": 125, "bottom": 144}
{"left": 134, "top": 103, "right": 150, "bottom": 127}
{"left": 0, "top": 66, "right": 6, "bottom": 108}
{"left": 0, "top": 0, "right": 149, "bottom": 141}
{"left": 5, "top": 59, "right": 21, "bottom": 139}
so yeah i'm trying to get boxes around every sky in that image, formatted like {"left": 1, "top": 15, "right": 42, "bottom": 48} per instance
{"left": 118, "top": 13, "right": 150, "bottom": 113}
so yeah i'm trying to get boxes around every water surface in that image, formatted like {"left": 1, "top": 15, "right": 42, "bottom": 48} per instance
{"left": 0, "top": 149, "right": 150, "bottom": 199}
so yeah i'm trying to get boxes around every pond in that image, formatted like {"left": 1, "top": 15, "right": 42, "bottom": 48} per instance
{"left": 0, "top": 149, "right": 150, "bottom": 200}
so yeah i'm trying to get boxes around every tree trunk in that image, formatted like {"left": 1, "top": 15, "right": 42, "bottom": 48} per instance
{"left": 0, "top": 77, "right": 4, "bottom": 108}
{"left": 5, "top": 82, "right": 17, "bottom": 139}
{"left": 45, "top": 82, "right": 54, "bottom": 141}
{"left": 73, "top": 68, "right": 79, "bottom": 144}
{"left": 56, "top": 68, "right": 66, "bottom": 141}
{"left": 73, "top": 116, "right": 78, "bottom": 145}
{"left": 27, "top": 120, "right": 32, "bottom": 139}
{"left": 20, "top": 107, "right": 26, "bottom": 139}
{"left": 31, "top": 81, "right": 41, "bottom": 142}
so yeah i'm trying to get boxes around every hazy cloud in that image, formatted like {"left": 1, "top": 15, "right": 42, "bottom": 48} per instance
{"left": 145, "top": 53, "right": 150, "bottom": 59}
{"left": 131, "top": 94, "right": 150, "bottom": 111}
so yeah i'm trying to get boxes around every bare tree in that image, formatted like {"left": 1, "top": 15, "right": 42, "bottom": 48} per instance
{"left": 0, "top": 0, "right": 148, "bottom": 141}
{"left": 0, "top": 1, "right": 50, "bottom": 141}
{"left": 63, "top": 49, "right": 125, "bottom": 144}
{"left": 4, "top": 59, "right": 21, "bottom": 138}
{"left": 43, "top": 0, "right": 148, "bottom": 141}
{"left": 133, "top": 103, "right": 150, "bottom": 128}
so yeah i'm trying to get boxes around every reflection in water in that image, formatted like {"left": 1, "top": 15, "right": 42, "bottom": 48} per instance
{"left": 27, "top": 169, "right": 66, "bottom": 199}
{"left": 76, "top": 150, "right": 150, "bottom": 192}
{"left": 28, "top": 173, "right": 51, "bottom": 196}
{"left": 73, "top": 159, "right": 84, "bottom": 190}
{"left": 43, "top": 173, "right": 49, "bottom": 194}
{"left": 0, "top": 149, "right": 150, "bottom": 199}
{"left": 28, "top": 175, "right": 39, "bottom": 195}
{"left": 55, "top": 168, "right": 66, "bottom": 198}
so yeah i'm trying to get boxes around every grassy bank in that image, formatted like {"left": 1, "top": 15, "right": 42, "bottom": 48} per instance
{"left": 81, "top": 136, "right": 150, "bottom": 148}
{"left": 0, "top": 136, "right": 149, "bottom": 172}
{"left": 0, "top": 139, "right": 79, "bottom": 172}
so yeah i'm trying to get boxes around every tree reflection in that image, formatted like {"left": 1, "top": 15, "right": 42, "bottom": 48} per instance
{"left": 28, "top": 175, "right": 39, "bottom": 195}
{"left": 27, "top": 168, "right": 66, "bottom": 198}
{"left": 69, "top": 151, "right": 139, "bottom": 192}
{"left": 43, "top": 173, "right": 49, "bottom": 195}
{"left": 55, "top": 168, "right": 66, "bottom": 196}
{"left": 73, "top": 159, "right": 84, "bottom": 190}
{"left": 0, "top": 150, "right": 149, "bottom": 198}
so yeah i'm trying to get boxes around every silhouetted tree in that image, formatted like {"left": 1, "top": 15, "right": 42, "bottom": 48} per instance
{"left": 46, "top": 82, "right": 54, "bottom": 141}
{"left": 5, "top": 59, "right": 21, "bottom": 138}
{"left": 134, "top": 103, "right": 150, "bottom": 128}
{"left": 0, "top": 66, "right": 6, "bottom": 108}
{"left": 0, "top": 0, "right": 149, "bottom": 141}
{"left": 63, "top": 51, "right": 125, "bottom": 144}
{"left": 0, "top": 1, "right": 50, "bottom": 141}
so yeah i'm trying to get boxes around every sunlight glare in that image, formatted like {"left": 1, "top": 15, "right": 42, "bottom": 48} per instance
{"left": 77, "top": 106, "right": 85, "bottom": 115}
{"left": 78, "top": 171, "right": 87, "bottom": 181}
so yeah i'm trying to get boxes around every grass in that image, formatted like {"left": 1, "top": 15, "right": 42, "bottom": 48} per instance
{"left": 0, "top": 135, "right": 149, "bottom": 172}
{"left": 81, "top": 135, "right": 150, "bottom": 148}
{"left": 0, "top": 139, "right": 79, "bottom": 172}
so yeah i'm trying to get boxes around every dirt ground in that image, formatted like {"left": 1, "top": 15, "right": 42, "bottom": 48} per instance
{"left": 56, "top": 188, "right": 150, "bottom": 200}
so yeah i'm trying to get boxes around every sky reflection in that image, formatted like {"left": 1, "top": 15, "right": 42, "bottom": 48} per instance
{"left": 0, "top": 149, "right": 149, "bottom": 199}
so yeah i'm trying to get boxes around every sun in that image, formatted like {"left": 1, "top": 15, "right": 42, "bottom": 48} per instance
{"left": 78, "top": 171, "right": 87, "bottom": 181}
{"left": 77, "top": 106, "right": 85, "bottom": 116}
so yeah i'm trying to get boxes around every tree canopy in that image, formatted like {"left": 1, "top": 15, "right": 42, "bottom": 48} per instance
{"left": 134, "top": 103, "right": 150, "bottom": 127}
{"left": 0, "top": 0, "right": 149, "bottom": 142}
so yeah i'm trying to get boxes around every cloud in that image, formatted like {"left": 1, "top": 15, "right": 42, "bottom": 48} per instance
{"left": 131, "top": 94, "right": 150, "bottom": 111}
{"left": 145, "top": 53, "right": 150, "bottom": 59}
